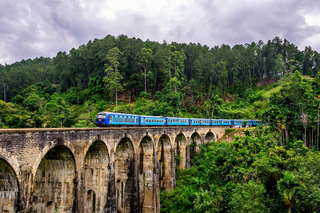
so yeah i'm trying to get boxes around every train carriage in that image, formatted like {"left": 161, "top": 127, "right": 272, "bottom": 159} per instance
{"left": 140, "top": 116, "right": 166, "bottom": 126}
{"left": 253, "top": 120, "right": 263, "bottom": 126}
{"left": 221, "top": 120, "right": 232, "bottom": 126}
{"left": 245, "top": 120, "right": 253, "bottom": 126}
{"left": 233, "top": 119, "right": 244, "bottom": 126}
{"left": 190, "top": 118, "right": 211, "bottom": 126}
{"left": 95, "top": 112, "right": 139, "bottom": 126}
{"left": 95, "top": 112, "right": 264, "bottom": 127}
{"left": 166, "top": 117, "right": 189, "bottom": 126}
{"left": 211, "top": 119, "right": 222, "bottom": 126}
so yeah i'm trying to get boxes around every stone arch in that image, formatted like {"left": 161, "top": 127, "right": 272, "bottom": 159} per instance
{"left": 83, "top": 138, "right": 111, "bottom": 163}
{"left": 114, "top": 133, "right": 134, "bottom": 152}
{"left": 138, "top": 136, "right": 154, "bottom": 212}
{"left": 115, "top": 137, "right": 134, "bottom": 212}
{"left": 84, "top": 140, "right": 109, "bottom": 213}
{"left": 32, "top": 141, "right": 76, "bottom": 179}
{"left": 0, "top": 148, "right": 20, "bottom": 179}
{"left": 31, "top": 145, "right": 76, "bottom": 213}
{"left": 174, "top": 133, "right": 187, "bottom": 169}
{"left": 0, "top": 158, "right": 20, "bottom": 213}
{"left": 190, "top": 132, "right": 202, "bottom": 152}
{"left": 204, "top": 131, "right": 216, "bottom": 143}
{"left": 157, "top": 134, "right": 173, "bottom": 190}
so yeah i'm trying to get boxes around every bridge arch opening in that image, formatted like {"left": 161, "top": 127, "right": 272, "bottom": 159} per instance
{"left": 0, "top": 158, "right": 20, "bottom": 212}
{"left": 174, "top": 133, "right": 187, "bottom": 169}
{"left": 115, "top": 137, "right": 134, "bottom": 212}
{"left": 205, "top": 131, "right": 215, "bottom": 143}
{"left": 85, "top": 190, "right": 96, "bottom": 213}
{"left": 138, "top": 136, "right": 154, "bottom": 212}
{"left": 190, "top": 132, "right": 202, "bottom": 151}
{"left": 84, "top": 140, "right": 109, "bottom": 213}
{"left": 32, "top": 145, "right": 76, "bottom": 213}
{"left": 190, "top": 132, "right": 202, "bottom": 165}
{"left": 157, "top": 134, "right": 172, "bottom": 190}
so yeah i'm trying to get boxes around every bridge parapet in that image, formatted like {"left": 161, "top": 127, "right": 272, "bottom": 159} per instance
{"left": 0, "top": 126, "right": 227, "bottom": 213}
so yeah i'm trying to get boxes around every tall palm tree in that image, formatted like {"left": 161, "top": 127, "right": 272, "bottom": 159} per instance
{"left": 277, "top": 171, "right": 300, "bottom": 213}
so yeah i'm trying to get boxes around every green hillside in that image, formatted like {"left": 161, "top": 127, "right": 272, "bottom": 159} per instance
{"left": 161, "top": 126, "right": 320, "bottom": 212}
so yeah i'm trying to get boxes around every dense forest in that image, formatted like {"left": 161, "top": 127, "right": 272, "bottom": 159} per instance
{"left": 1, "top": 35, "right": 320, "bottom": 129}
{"left": 2, "top": 35, "right": 320, "bottom": 211}
{"left": 161, "top": 126, "right": 320, "bottom": 213}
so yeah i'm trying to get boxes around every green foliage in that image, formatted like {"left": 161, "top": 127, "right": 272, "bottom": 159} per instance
{"left": 161, "top": 126, "right": 320, "bottom": 212}
{"left": 229, "top": 180, "right": 267, "bottom": 212}
{"left": 225, "top": 128, "right": 236, "bottom": 135}
{"left": 1, "top": 34, "right": 320, "bottom": 132}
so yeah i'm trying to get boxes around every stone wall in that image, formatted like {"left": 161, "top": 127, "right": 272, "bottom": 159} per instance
{"left": 0, "top": 126, "right": 227, "bottom": 213}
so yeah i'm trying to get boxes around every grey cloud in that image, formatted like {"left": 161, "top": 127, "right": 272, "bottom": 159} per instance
{"left": 1, "top": 0, "right": 320, "bottom": 65}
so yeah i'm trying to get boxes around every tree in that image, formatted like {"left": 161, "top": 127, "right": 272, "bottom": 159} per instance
{"left": 104, "top": 47, "right": 123, "bottom": 106}
{"left": 46, "top": 93, "right": 72, "bottom": 127}
{"left": 275, "top": 54, "right": 286, "bottom": 77}
{"left": 210, "top": 94, "right": 223, "bottom": 118}
{"left": 137, "top": 47, "right": 153, "bottom": 93}
{"left": 277, "top": 171, "right": 301, "bottom": 213}
{"left": 229, "top": 180, "right": 267, "bottom": 212}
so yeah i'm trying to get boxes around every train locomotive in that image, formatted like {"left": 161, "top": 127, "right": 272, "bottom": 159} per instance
{"left": 94, "top": 112, "right": 264, "bottom": 127}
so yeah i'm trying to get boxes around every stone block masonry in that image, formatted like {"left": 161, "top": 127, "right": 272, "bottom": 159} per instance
{"left": 0, "top": 126, "right": 227, "bottom": 213}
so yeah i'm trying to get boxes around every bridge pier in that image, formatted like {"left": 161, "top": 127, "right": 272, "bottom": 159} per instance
{"left": 0, "top": 126, "right": 227, "bottom": 212}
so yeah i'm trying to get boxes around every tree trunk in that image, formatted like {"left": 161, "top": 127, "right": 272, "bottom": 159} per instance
{"left": 116, "top": 86, "right": 118, "bottom": 106}
{"left": 312, "top": 129, "right": 314, "bottom": 150}
{"left": 285, "top": 126, "right": 289, "bottom": 145}
{"left": 317, "top": 106, "right": 319, "bottom": 150}
{"left": 211, "top": 103, "right": 216, "bottom": 118}
{"left": 304, "top": 127, "right": 307, "bottom": 147}
{"left": 144, "top": 67, "right": 147, "bottom": 93}
{"left": 2, "top": 79, "right": 6, "bottom": 102}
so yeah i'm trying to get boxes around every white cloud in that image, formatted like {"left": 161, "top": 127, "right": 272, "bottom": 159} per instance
{"left": 0, "top": 0, "right": 320, "bottom": 64}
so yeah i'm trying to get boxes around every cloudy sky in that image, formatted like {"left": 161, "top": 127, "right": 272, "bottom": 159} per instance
{"left": 1, "top": 0, "right": 320, "bottom": 65}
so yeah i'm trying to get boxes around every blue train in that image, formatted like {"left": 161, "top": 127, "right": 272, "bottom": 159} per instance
{"left": 94, "top": 112, "right": 264, "bottom": 127}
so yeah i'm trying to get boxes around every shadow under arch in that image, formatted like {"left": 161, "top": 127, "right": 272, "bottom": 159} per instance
{"left": 31, "top": 145, "right": 76, "bottom": 213}
{"left": 174, "top": 133, "right": 187, "bottom": 169}
{"left": 190, "top": 132, "right": 202, "bottom": 164}
{"left": 204, "top": 131, "right": 216, "bottom": 143}
{"left": 190, "top": 132, "right": 202, "bottom": 150}
{"left": 83, "top": 138, "right": 111, "bottom": 163}
{"left": 138, "top": 135, "right": 154, "bottom": 212}
{"left": 115, "top": 137, "right": 134, "bottom": 213}
{"left": 84, "top": 140, "right": 109, "bottom": 213}
{"left": 32, "top": 142, "right": 76, "bottom": 179}
{"left": 157, "top": 134, "right": 173, "bottom": 190}
{"left": 0, "top": 158, "right": 20, "bottom": 212}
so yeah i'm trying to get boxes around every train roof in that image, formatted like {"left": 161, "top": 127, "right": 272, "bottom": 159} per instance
{"left": 166, "top": 117, "right": 189, "bottom": 119}
{"left": 97, "top": 112, "right": 139, "bottom": 116}
{"left": 139, "top": 115, "right": 165, "bottom": 118}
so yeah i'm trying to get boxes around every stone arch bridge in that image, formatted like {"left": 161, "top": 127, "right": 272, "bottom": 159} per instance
{"left": 0, "top": 126, "right": 227, "bottom": 213}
